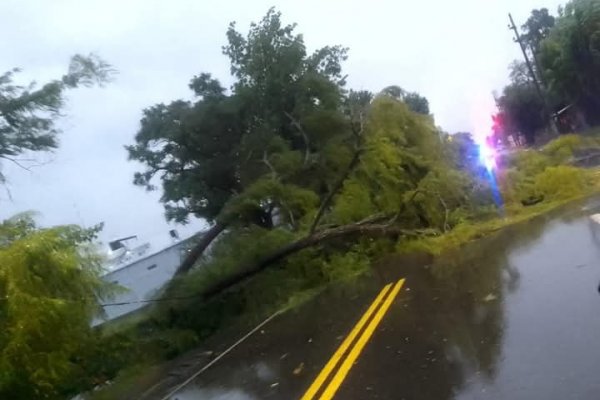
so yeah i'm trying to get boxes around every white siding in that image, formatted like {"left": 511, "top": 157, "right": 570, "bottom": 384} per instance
{"left": 94, "top": 241, "right": 189, "bottom": 325}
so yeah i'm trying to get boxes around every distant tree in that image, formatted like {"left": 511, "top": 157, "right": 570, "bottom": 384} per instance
{"left": 403, "top": 92, "right": 430, "bottom": 115}
{"left": 497, "top": 80, "right": 546, "bottom": 145}
{"left": 497, "top": 58, "right": 549, "bottom": 145}
{"left": 0, "top": 54, "right": 113, "bottom": 182}
{"left": 493, "top": 9, "right": 557, "bottom": 145}
{"left": 508, "top": 60, "right": 532, "bottom": 85}
{"left": 539, "top": 0, "right": 600, "bottom": 125}
{"left": 521, "top": 8, "right": 555, "bottom": 55}
{"left": 380, "top": 85, "right": 430, "bottom": 115}
{"left": 380, "top": 85, "right": 405, "bottom": 100}
{"left": 446, "top": 132, "right": 480, "bottom": 170}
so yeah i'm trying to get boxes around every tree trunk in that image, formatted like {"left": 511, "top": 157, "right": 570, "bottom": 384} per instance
{"left": 174, "top": 221, "right": 228, "bottom": 277}
{"left": 200, "top": 222, "right": 432, "bottom": 300}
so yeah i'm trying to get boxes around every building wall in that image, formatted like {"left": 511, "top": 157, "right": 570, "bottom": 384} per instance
{"left": 94, "top": 240, "right": 190, "bottom": 325}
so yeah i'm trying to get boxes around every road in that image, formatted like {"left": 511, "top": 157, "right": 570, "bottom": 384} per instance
{"left": 157, "top": 197, "right": 600, "bottom": 400}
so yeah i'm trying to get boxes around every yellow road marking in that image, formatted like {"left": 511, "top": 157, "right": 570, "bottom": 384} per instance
{"left": 300, "top": 283, "right": 393, "bottom": 400}
{"left": 318, "top": 278, "right": 405, "bottom": 400}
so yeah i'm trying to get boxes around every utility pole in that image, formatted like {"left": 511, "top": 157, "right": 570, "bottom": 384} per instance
{"left": 508, "top": 13, "right": 558, "bottom": 134}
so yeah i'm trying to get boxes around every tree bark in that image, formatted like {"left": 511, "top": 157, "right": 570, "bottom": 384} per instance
{"left": 174, "top": 221, "right": 228, "bottom": 277}
{"left": 199, "top": 221, "right": 433, "bottom": 300}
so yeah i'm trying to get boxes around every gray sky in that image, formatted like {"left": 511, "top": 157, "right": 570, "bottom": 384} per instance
{"left": 0, "top": 0, "right": 564, "bottom": 246}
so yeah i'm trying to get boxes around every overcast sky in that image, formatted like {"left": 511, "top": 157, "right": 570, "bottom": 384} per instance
{"left": 0, "top": 0, "right": 564, "bottom": 246}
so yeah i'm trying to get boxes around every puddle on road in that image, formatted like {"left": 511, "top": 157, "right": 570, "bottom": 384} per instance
{"left": 167, "top": 198, "right": 600, "bottom": 400}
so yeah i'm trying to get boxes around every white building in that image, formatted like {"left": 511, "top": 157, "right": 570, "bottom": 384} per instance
{"left": 93, "top": 233, "right": 195, "bottom": 325}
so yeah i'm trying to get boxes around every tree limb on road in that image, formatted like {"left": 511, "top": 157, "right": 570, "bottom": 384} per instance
{"left": 198, "top": 220, "right": 436, "bottom": 300}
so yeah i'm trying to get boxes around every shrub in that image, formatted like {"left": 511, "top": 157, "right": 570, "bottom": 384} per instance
{"left": 506, "top": 149, "right": 551, "bottom": 176}
{"left": 534, "top": 165, "right": 588, "bottom": 200}
{"left": 542, "top": 134, "right": 600, "bottom": 164}
{"left": 497, "top": 168, "right": 538, "bottom": 206}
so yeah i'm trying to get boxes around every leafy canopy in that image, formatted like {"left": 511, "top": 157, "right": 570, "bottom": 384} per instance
{"left": 539, "top": 0, "right": 600, "bottom": 125}
{"left": 127, "top": 8, "right": 351, "bottom": 225}
{"left": 496, "top": 63, "right": 547, "bottom": 145}
{"left": 0, "top": 54, "right": 113, "bottom": 181}
{"left": 0, "top": 215, "right": 110, "bottom": 399}
{"left": 380, "top": 85, "right": 430, "bottom": 115}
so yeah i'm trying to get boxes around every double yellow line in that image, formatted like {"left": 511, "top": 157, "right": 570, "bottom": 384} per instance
{"left": 300, "top": 279, "right": 405, "bottom": 400}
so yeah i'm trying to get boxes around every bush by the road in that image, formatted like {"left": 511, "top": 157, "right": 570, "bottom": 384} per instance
{"left": 534, "top": 165, "right": 589, "bottom": 200}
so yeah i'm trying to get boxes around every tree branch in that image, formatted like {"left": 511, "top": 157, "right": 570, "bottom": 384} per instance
{"left": 0, "top": 172, "right": 13, "bottom": 201}
{"left": 262, "top": 151, "right": 277, "bottom": 179}
{"left": 199, "top": 220, "right": 435, "bottom": 300}
{"left": 308, "top": 106, "right": 366, "bottom": 234}
{"left": 309, "top": 147, "right": 362, "bottom": 233}
{"left": 0, "top": 155, "right": 32, "bottom": 171}
{"left": 284, "top": 111, "right": 310, "bottom": 165}
{"left": 350, "top": 110, "right": 365, "bottom": 139}
{"left": 437, "top": 194, "right": 450, "bottom": 233}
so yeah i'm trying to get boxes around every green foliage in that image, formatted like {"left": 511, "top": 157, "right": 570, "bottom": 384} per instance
{"left": 541, "top": 133, "right": 583, "bottom": 162}
{"left": 497, "top": 134, "right": 597, "bottom": 206}
{"left": 496, "top": 70, "right": 547, "bottom": 145}
{"left": 497, "top": 1, "right": 600, "bottom": 143}
{"left": 537, "top": 0, "right": 600, "bottom": 125}
{"left": 0, "top": 215, "right": 109, "bottom": 399}
{"left": 506, "top": 149, "right": 551, "bottom": 176}
{"left": 534, "top": 165, "right": 589, "bottom": 199}
{"left": 227, "top": 178, "right": 319, "bottom": 228}
{"left": 127, "top": 8, "right": 350, "bottom": 226}
{"left": 444, "top": 132, "right": 481, "bottom": 173}
{"left": 380, "top": 85, "right": 430, "bottom": 115}
{"left": 397, "top": 222, "right": 479, "bottom": 255}
{"left": 521, "top": 8, "right": 556, "bottom": 54}
{"left": 497, "top": 168, "right": 534, "bottom": 206}
{"left": 332, "top": 180, "right": 376, "bottom": 224}
{"left": 541, "top": 133, "right": 600, "bottom": 163}
{"left": 319, "top": 247, "right": 371, "bottom": 282}
{"left": 332, "top": 97, "right": 466, "bottom": 232}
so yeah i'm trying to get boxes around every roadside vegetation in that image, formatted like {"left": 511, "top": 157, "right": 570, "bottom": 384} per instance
{"left": 3, "top": 1, "right": 600, "bottom": 399}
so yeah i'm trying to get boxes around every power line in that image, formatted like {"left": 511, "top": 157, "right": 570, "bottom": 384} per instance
{"left": 0, "top": 292, "right": 208, "bottom": 307}
{"left": 99, "top": 293, "right": 207, "bottom": 307}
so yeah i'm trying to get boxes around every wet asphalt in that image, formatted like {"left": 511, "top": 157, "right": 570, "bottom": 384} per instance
{"left": 165, "top": 198, "right": 600, "bottom": 400}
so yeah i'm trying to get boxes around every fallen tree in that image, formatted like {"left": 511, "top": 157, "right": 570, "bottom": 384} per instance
{"left": 174, "top": 221, "right": 228, "bottom": 277}
{"left": 198, "top": 219, "right": 436, "bottom": 300}
{"left": 128, "top": 11, "right": 462, "bottom": 313}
